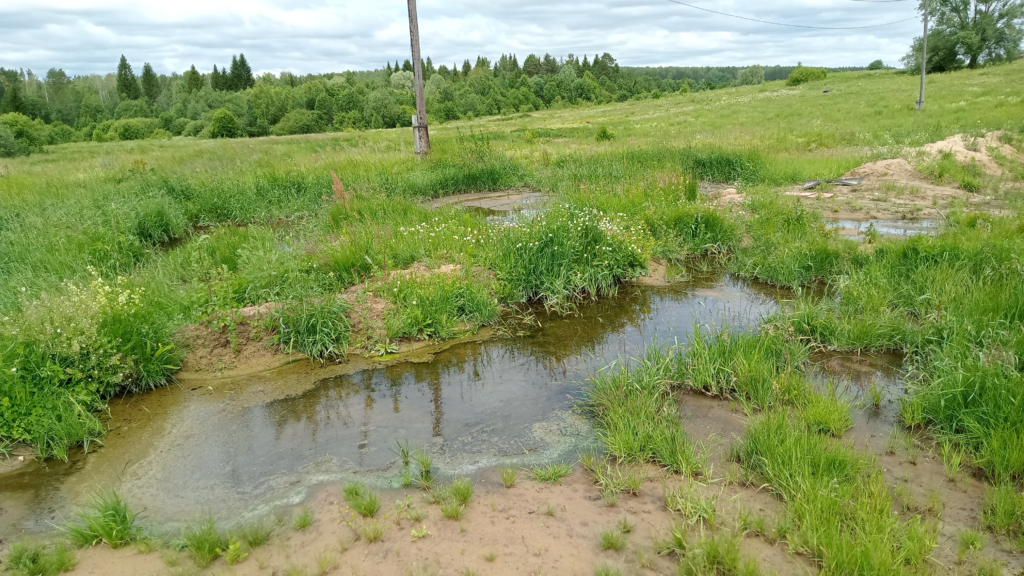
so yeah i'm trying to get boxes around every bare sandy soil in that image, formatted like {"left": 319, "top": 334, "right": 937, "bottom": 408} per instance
{"left": 55, "top": 390, "right": 1022, "bottom": 576}
{"left": 794, "top": 132, "right": 1022, "bottom": 222}
{"left": 710, "top": 132, "right": 1023, "bottom": 223}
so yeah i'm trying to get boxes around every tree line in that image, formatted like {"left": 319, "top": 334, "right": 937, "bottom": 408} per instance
{"left": 0, "top": 0, "right": 1020, "bottom": 158}
{"left": 0, "top": 51, "right": 771, "bottom": 155}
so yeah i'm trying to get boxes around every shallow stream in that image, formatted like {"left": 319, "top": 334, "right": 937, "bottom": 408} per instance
{"left": 0, "top": 269, "right": 904, "bottom": 538}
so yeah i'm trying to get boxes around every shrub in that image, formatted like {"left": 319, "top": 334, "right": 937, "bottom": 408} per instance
{"left": 786, "top": 65, "right": 828, "bottom": 86}
{"left": 271, "top": 109, "right": 326, "bottom": 136}
{"left": 111, "top": 118, "right": 158, "bottom": 141}
{"left": 147, "top": 128, "right": 172, "bottom": 140}
{"left": 181, "top": 119, "right": 208, "bottom": 137}
{"left": 0, "top": 112, "right": 45, "bottom": 153}
{"left": 209, "top": 108, "right": 243, "bottom": 138}
{"left": 0, "top": 124, "right": 25, "bottom": 157}
{"left": 92, "top": 119, "right": 115, "bottom": 142}
{"left": 169, "top": 117, "right": 190, "bottom": 136}
{"left": 595, "top": 126, "right": 614, "bottom": 141}
{"left": 868, "top": 59, "right": 886, "bottom": 70}
{"left": 46, "top": 122, "right": 79, "bottom": 145}
{"left": 113, "top": 99, "right": 150, "bottom": 120}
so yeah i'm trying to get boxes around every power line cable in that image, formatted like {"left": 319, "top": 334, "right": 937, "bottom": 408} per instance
{"left": 664, "top": 0, "right": 918, "bottom": 29}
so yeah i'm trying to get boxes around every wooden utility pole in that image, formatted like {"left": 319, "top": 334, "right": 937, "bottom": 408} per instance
{"left": 916, "top": 0, "right": 929, "bottom": 111}
{"left": 407, "top": 0, "right": 430, "bottom": 155}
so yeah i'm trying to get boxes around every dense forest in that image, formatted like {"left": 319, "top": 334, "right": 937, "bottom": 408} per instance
{"left": 0, "top": 52, "right": 839, "bottom": 155}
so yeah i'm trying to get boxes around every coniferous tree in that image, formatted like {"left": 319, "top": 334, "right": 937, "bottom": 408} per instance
{"left": 522, "top": 54, "right": 542, "bottom": 77}
{"left": 116, "top": 55, "right": 143, "bottom": 100}
{"left": 462, "top": 59, "right": 472, "bottom": 76}
{"left": 402, "top": 59, "right": 413, "bottom": 72}
{"left": 425, "top": 56, "right": 435, "bottom": 77}
{"left": 183, "top": 65, "right": 205, "bottom": 94}
{"left": 0, "top": 69, "right": 25, "bottom": 114}
{"left": 211, "top": 65, "right": 222, "bottom": 90}
{"left": 235, "top": 54, "right": 255, "bottom": 90}
{"left": 141, "top": 63, "right": 160, "bottom": 101}
{"left": 541, "top": 53, "right": 559, "bottom": 75}
{"left": 228, "top": 56, "right": 240, "bottom": 90}
{"left": 385, "top": 62, "right": 393, "bottom": 75}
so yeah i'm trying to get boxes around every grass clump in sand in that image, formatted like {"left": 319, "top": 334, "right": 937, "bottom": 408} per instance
{"left": 342, "top": 483, "right": 382, "bottom": 518}
{"left": 182, "top": 518, "right": 227, "bottom": 567}
{"left": 64, "top": 491, "right": 142, "bottom": 548}
{"left": 3, "top": 542, "right": 76, "bottom": 576}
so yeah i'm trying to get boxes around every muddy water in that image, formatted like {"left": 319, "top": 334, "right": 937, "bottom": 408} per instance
{"left": 0, "top": 271, "right": 783, "bottom": 537}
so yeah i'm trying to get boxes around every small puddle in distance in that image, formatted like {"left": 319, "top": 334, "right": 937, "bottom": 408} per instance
{"left": 0, "top": 271, "right": 784, "bottom": 537}
{"left": 826, "top": 219, "right": 941, "bottom": 240}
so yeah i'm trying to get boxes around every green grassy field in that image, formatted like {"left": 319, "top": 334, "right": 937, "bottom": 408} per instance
{"left": 1, "top": 62, "right": 1024, "bottom": 574}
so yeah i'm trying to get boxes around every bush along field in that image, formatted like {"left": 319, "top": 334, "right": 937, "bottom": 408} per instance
{"left": 1, "top": 61, "right": 1024, "bottom": 573}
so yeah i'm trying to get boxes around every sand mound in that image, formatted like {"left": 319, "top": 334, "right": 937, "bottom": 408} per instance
{"left": 912, "top": 132, "right": 1018, "bottom": 176}
{"left": 779, "top": 132, "right": 1019, "bottom": 221}
{"left": 843, "top": 157, "right": 922, "bottom": 181}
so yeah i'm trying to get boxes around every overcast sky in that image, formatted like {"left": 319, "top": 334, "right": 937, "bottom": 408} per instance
{"left": 1, "top": 0, "right": 922, "bottom": 76}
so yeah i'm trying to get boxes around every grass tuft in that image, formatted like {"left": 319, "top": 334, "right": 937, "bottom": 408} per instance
{"left": 499, "top": 466, "right": 519, "bottom": 488}
{"left": 342, "top": 482, "right": 382, "bottom": 518}
{"left": 531, "top": 463, "right": 574, "bottom": 484}
{"left": 64, "top": 491, "right": 142, "bottom": 548}
{"left": 4, "top": 542, "right": 76, "bottom": 576}
{"left": 599, "top": 528, "right": 627, "bottom": 551}
{"left": 182, "top": 518, "right": 227, "bottom": 568}
{"left": 293, "top": 507, "right": 313, "bottom": 530}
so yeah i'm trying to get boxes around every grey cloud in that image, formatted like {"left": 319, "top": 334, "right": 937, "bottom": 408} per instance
{"left": 0, "top": 1, "right": 921, "bottom": 76}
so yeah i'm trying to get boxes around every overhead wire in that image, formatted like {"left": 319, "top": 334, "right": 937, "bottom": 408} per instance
{"left": 663, "top": 0, "right": 918, "bottom": 29}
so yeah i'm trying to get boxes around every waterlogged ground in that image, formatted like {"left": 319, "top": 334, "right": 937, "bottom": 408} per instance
{"left": 0, "top": 270, "right": 783, "bottom": 537}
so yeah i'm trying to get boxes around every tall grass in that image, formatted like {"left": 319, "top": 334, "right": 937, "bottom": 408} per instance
{"left": 734, "top": 412, "right": 937, "bottom": 574}
{"left": 586, "top": 347, "right": 707, "bottom": 476}
{"left": 776, "top": 212, "right": 1024, "bottom": 481}
{"left": 269, "top": 298, "right": 352, "bottom": 361}
{"left": 489, "top": 205, "right": 652, "bottom": 310}
{"left": 381, "top": 269, "right": 499, "bottom": 341}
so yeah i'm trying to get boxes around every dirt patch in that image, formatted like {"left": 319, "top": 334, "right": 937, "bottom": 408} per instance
{"left": 67, "top": 464, "right": 814, "bottom": 576}
{"left": 176, "top": 320, "right": 298, "bottom": 377}
{"left": 710, "top": 187, "right": 744, "bottom": 206}
{"left": 634, "top": 259, "right": 671, "bottom": 286}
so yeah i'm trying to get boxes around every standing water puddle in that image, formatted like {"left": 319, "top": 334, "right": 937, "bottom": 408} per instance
{"left": 827, "top": 219, "right": 940, "bottom": 240}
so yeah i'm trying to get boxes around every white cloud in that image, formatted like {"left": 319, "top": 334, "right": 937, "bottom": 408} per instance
{"left": 0, "top": 0, "right": 921, "bottom": 75}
